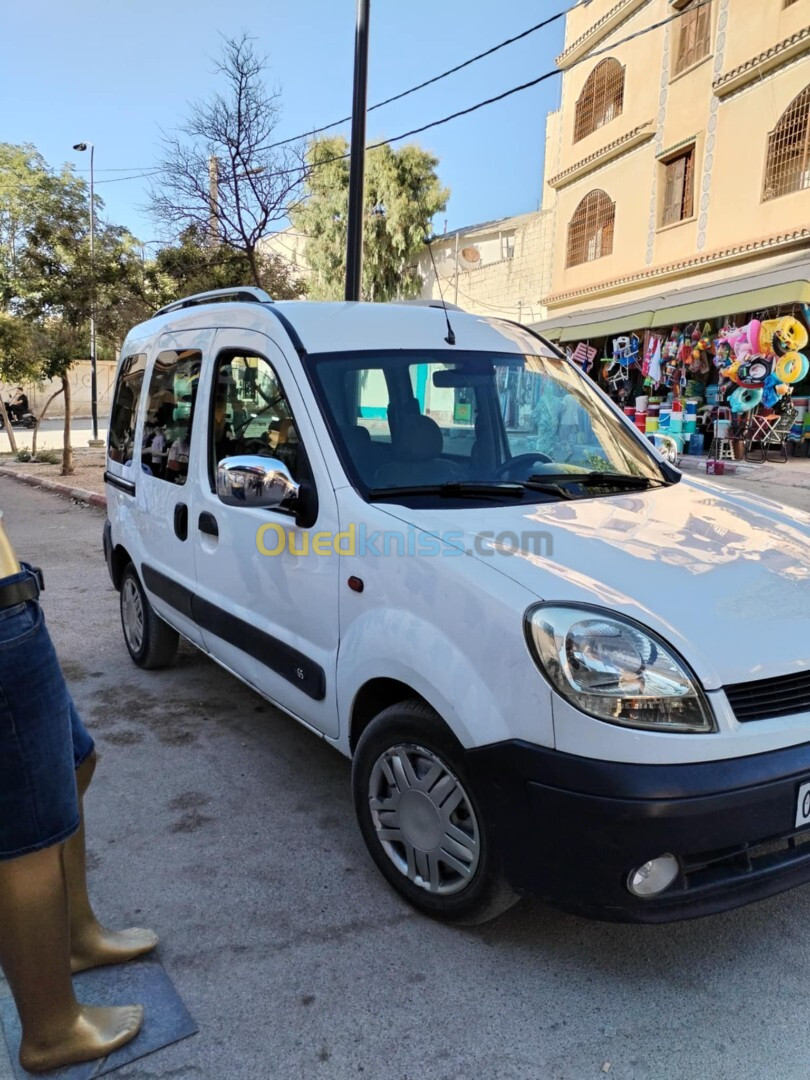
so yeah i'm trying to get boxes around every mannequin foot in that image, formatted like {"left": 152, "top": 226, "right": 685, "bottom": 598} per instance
{"left": 19, "top": 1004, "right": 143, "bottom": 1073}
{"left": 71, "top": 926, "right": 158, "bottom": 973}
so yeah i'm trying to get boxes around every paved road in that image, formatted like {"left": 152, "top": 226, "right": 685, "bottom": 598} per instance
{"left": 3, "top": 479, "right": 810, "bottom": 1080}
{"left": 0, "top": 417, "right": 108, "bottom": 453}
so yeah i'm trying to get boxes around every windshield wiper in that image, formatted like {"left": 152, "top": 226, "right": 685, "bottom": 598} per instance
{"left": 528, "top": 471, "right": 669, "bottom": 490}
{"left": 519, "top": 479, "right": 574, "bottom": 500}
{"left": 368, "top": 482, "right": 527, "bottom": 501}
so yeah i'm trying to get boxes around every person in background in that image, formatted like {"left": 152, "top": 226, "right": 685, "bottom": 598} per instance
{"left": 166, "top": 426, "right": 190, "bottom": 484}
{"left": 150, "top": 426, "right": 167, "bottom": 481}
{"left": 7, "top": 388, "right": 29, "bottom": 422}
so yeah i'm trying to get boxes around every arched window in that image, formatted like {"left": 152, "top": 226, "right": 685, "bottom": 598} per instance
{"left": 566, "top": 191, "right": 615, "bottom": 268}
{"left": 574, "top": 59, "right": 624, "bottom": 143}
{"left": 763, "top": 86, "right": 810, "bottom": 200}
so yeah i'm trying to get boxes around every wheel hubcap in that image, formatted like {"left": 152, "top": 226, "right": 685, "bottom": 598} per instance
{"left": 368, "top": 743, "right": 480, "bottom": 896}
{"left": 122, "top": 579, "right": 144, "bottom": 653}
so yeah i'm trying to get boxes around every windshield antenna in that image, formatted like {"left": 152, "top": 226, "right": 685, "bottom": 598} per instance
{"left": 425, "top": 235, "right": 455, "bottom": 346}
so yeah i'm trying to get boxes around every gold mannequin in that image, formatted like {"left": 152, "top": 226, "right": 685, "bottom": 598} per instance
{"left": 0, "top": 515, "right": 20, "bottom": 578}
{"left": 0, "top": 513, "right": 152, "bottom": 1072}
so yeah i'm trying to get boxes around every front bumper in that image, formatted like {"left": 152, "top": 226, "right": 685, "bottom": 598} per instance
{"left": 465, "top": 739, "right": 810, "bottom": 923}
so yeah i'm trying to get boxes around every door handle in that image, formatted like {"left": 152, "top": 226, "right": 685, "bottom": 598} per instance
{"left": 174, "top": 503, "right": 188, "bottom": 541}
{"left": 198, "top": 512, "right": 219, "bottom": 538}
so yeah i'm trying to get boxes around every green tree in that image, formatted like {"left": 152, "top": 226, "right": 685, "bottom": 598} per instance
{"left": 147, "top": 226, "right": 304, "bottom": 307}
{"left": 1, "top": 142, "right": 149, "bottom": 471}
{"left": 0, "top": 144, "right": 54, "bottom": 309}
{"left": 290, "top": 136, "right": 449, "bottom": 301}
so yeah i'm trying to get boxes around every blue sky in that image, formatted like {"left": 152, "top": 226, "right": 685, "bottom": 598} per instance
{"left": 2, "top": 0, "right": 565, "bottom": 243}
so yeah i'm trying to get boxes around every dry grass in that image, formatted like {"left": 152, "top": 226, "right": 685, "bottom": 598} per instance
{"left": 0, "top": 449, "right": 107, "bottom": 495}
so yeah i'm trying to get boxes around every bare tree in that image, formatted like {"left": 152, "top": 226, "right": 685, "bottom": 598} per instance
{"left": 149, "top": 35, "right": 307, "bottom": 289}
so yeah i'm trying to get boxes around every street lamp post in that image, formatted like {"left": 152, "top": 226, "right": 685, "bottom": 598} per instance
{"left": 72, "top": 141, "right": 103, "bottom": 446}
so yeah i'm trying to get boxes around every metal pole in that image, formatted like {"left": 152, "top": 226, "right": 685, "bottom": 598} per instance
{"left": 344, "top": 0, "right": 370, "bottom": 301}
{"left": 89, "top": 144, "right": 98, "bottom": 444}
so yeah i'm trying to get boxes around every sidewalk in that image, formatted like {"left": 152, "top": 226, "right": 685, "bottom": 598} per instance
{"left": 677, "top": 449, "right": 810, "bottom": 489}
{"left": 0, "top": 449, "right": 107, "bottom": 509}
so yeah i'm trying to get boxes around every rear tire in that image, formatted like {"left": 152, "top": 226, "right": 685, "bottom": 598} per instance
{"left": 352, "top": 700, "right": 518, "bottom": 925}
{"left": 119, "top": 563, "right": 179, "bottom": 670}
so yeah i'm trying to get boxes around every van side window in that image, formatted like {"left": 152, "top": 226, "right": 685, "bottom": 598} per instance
{"left": 209, "top": 351, "right": 303, "bottom": 487}
{"left": 108, "top": 353, "right": 147, "bottom": 465}
{"left": 143, "top": 350, "right": 202, "bottom": 485}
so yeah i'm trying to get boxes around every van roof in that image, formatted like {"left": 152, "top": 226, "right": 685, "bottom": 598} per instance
{"left": 124, "top": 298, "right": 560, "bottom": 360}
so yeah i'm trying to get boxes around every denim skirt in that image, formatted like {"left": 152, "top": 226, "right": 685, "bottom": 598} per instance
{"left": 0, "top": 566, "right": 95, "bottom": 861}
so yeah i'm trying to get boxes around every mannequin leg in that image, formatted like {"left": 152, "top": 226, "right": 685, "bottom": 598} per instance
{"left": 0, "top": 843, "right": 142, "bottom": 1074}
{"left": 65, "top": 752, "right": 158, "bottom": 973}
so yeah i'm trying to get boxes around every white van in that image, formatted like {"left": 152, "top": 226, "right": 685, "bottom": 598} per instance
{"left": 104, "top": 286, "right": 810, "bottom": 924}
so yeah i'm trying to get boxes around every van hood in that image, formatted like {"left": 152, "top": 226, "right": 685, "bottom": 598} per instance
{"left": 380, "top": 478, "right": 810, "bottom": 690}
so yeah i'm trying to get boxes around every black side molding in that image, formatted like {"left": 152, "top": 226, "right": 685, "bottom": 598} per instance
{"left": 142, "top": 564, "right": 195, "bottom": 620}
{"left": 104, "top": 471, "right": 136, "bottom": 495}
{"left": 141, "top": 563, "right": 326, "bottom": 700}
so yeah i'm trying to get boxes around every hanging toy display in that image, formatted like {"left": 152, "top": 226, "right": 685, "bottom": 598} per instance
{"left": 717, "top": 314, "right": 810, "bottom": 414}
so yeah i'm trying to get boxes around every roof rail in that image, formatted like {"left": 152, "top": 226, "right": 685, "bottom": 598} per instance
{"left": 153, "top": 286, "right": 273, "bottom": 318}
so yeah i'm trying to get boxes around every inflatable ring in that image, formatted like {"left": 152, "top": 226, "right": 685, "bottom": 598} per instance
{"left": 768, "top": 317, "right": 809, "bottom": 355}
{"left": 729, "top": 386, "right": 763, "bottom": 413}
{"left": 775, "top": 351, "right": 809, "bottom": 384}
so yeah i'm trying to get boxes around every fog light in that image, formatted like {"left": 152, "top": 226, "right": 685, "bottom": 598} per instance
{"left": 627, "top": 854, "right": 679, "bottom": 898}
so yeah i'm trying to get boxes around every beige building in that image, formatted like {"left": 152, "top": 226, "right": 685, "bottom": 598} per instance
{"left": 260, "top": 228, "right": 313, "bottom": 288}
{"left": 532, "top": 0, "right": 810, "bottom": 342}
{"left": 416, "top": 210, "right": 553, "bottom": 324}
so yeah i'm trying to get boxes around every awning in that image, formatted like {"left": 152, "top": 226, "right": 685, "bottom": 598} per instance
{"left": 654, "top": 280, "right": 810, "bottom": 327}
{"left": 558, "top": 310, "right": 656, "bottom": 342}
{"left": 531, "top": 257, "right": 810, "bottom": 342}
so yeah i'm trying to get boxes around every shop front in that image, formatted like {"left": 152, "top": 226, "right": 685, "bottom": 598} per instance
{"left": 531, "top": 259, "right": 810, "bottom": 471}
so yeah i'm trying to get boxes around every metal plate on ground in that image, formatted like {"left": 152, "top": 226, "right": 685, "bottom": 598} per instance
{"left": 0, "top": 957, "right": 196, "bottom": 1079}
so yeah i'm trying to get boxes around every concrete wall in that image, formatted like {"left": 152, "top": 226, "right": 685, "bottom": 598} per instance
{"left": 542, "top": 0, "right": 810, "bottom": 316}
{"left": 416, "top": 211, "right": 554, "bottom": 325}
{"left": 2, "top": 361, "right": 118, "bottom": 420}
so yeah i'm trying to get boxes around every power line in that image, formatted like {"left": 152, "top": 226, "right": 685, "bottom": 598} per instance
{"left": 67, "top": 1, "right": 585, "bottom": 182}
{"left": 260, "top": 0, "right": 586, "bottom": 152}
{"left": 86, "top": 0, "right": 708, "bottom": 194}
{"left": 94, "top": 170, "right": 162, "bottom": 185}
{"left": 290, "top": 0, "right": 710, "bottom": 178}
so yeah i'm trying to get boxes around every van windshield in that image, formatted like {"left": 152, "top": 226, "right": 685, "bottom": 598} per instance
{"left": 307, "top": 350, "right": 670, "bottom": 502}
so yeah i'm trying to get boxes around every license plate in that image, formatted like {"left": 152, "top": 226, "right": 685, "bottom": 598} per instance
{"left": 796, "top": 782, "right": 810, "bottom": 829}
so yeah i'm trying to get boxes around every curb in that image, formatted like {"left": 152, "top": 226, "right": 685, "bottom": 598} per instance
{"left": 0, "top": 466, "right": 107, "bottom": 510}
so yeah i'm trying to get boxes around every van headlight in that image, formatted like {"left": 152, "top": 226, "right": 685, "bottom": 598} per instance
{"left": 525, "top": 604, "right": 714, "bottom": 733}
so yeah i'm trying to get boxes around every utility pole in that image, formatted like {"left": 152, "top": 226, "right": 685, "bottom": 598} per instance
{"left": 454, "top": 232, "right": 460, "bottom": 307}
{"left": 208, "top": 155, "right": 219, "bottom": 243}
{"left": 72, "top": 141, "right": 102, "bottom": 446}
{"left": 345, "top": 0, "right": 370, "bottom": 301}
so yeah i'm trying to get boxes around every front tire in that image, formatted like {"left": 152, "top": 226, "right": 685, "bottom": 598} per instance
{"left": 119, "top": 563, "right": 179, "bottom": 670}
{"left": 352, "top": 700, "right": 518, "bottom": 924}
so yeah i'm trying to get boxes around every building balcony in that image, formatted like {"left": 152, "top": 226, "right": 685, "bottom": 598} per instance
{"left": 713, "top": 26, "right": 810, "bottom": 99}
{"left": 556, "top": 0, "right": 651, "bottom": 70}
{"left": 547, "top": 121, "right": 656, "bottom": 189}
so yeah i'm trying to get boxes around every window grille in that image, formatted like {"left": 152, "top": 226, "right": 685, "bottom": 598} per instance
{"left": 574, "top": 59, "right": 625, "bottom": 142}
{"left": 763, "top": 86, "right": 810, "bottom": 200}
{"left": 673, "top": 0, "right": 712, "bottom": 75}
{"left": 661, "top": 147, "right": 695, "bottom": 225}
{"left": 566, "top": 190, "right": 615, "bottom": 267}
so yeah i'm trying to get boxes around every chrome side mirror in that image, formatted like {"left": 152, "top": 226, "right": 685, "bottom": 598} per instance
{"left": 216, "top": 456, "right": 300, "bottom": 509}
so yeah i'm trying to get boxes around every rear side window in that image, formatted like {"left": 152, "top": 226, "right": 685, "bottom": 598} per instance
{"left": 108, "top": 353, "right": 147, "bottom": 464}
{"left": 143, "top": 350, "right": 202, "bottom": 485}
